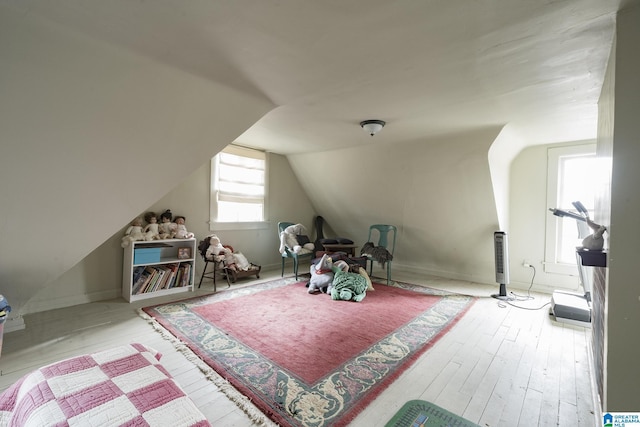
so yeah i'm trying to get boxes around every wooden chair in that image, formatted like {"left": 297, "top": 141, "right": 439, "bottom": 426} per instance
{"left": 197, "top": 238, "right": 230, "bottom": 292}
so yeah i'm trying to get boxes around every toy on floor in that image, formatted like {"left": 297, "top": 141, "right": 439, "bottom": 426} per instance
{"left": 308, "top": 254, "right": 334, "bottom": 294}
{"left": 330, "top": 261, "right": 374, "bottom": 302}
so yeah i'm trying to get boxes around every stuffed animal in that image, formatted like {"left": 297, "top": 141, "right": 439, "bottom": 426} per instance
{"left": 173, "top": 216, "right": 195, "bottom": 239}
{"left": 308, "top": 254, "right": 334, "bottom": 294}
{"left": 279, "top": 223, "right": 315, "bottom": 255}
{"left": 121, "top": 217, "right": 145, "bottom": 248}
{"left": 582, "top": 218, "right": 607, "bottom": 250}
{"left": 330, "top": 261, "right": 374, "bottom": 302}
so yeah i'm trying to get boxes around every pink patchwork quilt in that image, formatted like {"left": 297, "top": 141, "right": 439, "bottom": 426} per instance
{"left": 0, "top": 343, "right": 211, "bottom": 426}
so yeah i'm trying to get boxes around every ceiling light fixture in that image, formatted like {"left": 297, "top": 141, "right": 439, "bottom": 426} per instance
{"left": 360, "top": 119, "right": 386, "bottom": 136}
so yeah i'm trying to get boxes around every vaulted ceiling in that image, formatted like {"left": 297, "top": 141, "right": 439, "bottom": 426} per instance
{"left": 3, "top": 0, "right": 627, "bottom": 154}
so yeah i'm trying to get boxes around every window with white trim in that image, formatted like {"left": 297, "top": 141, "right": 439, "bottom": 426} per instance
{"left": 545, "top": 143, "right": 602, "bottom": 275}
{"left": 210, "top": 145, "right": 268, "bottom": 230}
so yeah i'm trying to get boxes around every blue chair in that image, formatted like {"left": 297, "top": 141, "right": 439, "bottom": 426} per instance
{"left": 278, "top": 221, "right": 314, "bottom": 280}
{"left": 364, "top": 224, "right": 397, "bottom": 284}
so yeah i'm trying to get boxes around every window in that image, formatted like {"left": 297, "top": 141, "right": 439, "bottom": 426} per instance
{"left": 210, "top": 145, "right": 268, "bottom": 230}
{"left": 544, "top": 143, "right": 600, "bottom": 275}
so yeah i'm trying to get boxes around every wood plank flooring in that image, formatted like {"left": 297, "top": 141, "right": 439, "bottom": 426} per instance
{"left": 0, "top": 269, "right": 598, "bottom": 426}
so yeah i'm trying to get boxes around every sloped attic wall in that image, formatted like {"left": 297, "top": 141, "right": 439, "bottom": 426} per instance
{"left": 0, "top": 8, "right": 273, "bottom": 327}
{"left": 288, "top": 127, "right": 502, "bottom": 285}
{"left": 22, "top": 153, "right": 317, "bottom": 314}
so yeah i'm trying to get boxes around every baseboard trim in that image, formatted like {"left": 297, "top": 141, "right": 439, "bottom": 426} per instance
{"left": 587, "top": 334, "right": 603, "bottom": 425}
{"left": 3, "top": 314, "right": 25, "bottom": 333}
{"left": 22, "top": 289, "right": 121, "bottom": 317}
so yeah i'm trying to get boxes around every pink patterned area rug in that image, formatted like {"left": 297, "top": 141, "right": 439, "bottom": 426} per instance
{"left": 142, "top": 277, "right": 475, "bottom": 427}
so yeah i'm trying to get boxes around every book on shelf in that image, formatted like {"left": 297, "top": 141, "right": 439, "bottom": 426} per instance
{"left": 132, "top": 262, "right": 192, "bottom": 295}
{"left": 131, "top": 266, "right": 147, "bottom": 294}
{"left": 163, "top": 263, "right": 178, "bottom": 289}
{"left": 149, "top": 267, "right": 167, "bottom": 292}
{"left": 140, "top": 266, "right": 158, "bottom": 294}
{"left": 180, "top": 264, "right": 192, "bottom": 287}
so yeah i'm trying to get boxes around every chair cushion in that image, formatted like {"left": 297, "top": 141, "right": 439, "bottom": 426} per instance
{"left": 336, "top": 237, "right": 354, "bottom": 244}
{"left": 296, "top": 234, "right": 311, "bottom": 245}
{"left": 319, "top": 238, "right": 338, "bottom": 244}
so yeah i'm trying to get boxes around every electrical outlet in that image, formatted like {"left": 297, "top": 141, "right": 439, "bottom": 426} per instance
{"left": 523, "top": 260, "right": 531, "bottom": 268}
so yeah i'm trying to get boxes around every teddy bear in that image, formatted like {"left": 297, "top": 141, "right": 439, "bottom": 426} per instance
{"left": 279, "top": 223, "right": 315, "bottom": 255}
{"left": 308, "top": 254, "right": 334, "bottom": 294}
{"left": 121, "top": 217, "right": 146, "bottom": 248}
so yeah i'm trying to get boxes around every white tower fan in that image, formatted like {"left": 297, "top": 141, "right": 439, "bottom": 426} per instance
{"left": 492, "top": 231, "right": 512, "bottom": 301}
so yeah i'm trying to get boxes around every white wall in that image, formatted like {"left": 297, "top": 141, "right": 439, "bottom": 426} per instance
{"left": 40, "top": 127, "right": 519, "bottom": 315}
{"left": 24, "top": 153, "right": 317, "bottom": 314}
{"left": 288, "top": 128, "right": 503, "bottom": 286}
{"left": 488, "top": 124, "right": 527, "bottom": 232}
{"left": 0, "top": 7, "right": 273, "bottom": 327}
{"left": 508, "top": 143, "right": 588, "bottom": 293}
{"left": 604, "top": 4, "right": 640, "bottom": 411}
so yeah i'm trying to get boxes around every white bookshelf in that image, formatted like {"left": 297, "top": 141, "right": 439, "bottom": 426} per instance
{"left": 122, "top": 238, "right": 197, "bottom": 302}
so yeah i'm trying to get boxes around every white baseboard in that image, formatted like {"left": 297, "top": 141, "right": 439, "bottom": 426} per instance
{"left": 23, "top": 289, "right": 121, "bottom": 316}
{"left": 3, "top": 314, "right": 26, "bottom": 333}
{"left": 388, "top": 262, "right": 561, "bottom": 295}
{"left": 587, "top": 334, "right": 603, "bottom": 425}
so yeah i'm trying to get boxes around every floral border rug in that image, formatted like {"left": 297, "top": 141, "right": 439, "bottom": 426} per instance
{"left": 141, "top": 277, "right": 475, "bottom": 427}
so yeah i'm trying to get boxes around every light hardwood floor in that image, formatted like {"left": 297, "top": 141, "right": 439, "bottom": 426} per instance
{"left": 0, "top": 268, "right": 598, "bottom": 426}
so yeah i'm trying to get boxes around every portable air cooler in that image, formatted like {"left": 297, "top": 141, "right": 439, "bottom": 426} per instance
{"left": 492, "top": 231, "right": 512, "bottom": 301}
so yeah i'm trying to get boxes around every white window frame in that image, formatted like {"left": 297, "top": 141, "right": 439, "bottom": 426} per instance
{"left": 209, "top": 145, "right": 270, "bottom": 231}
{"left": 544, "top": 143, "right": 596, "bottom": 275}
